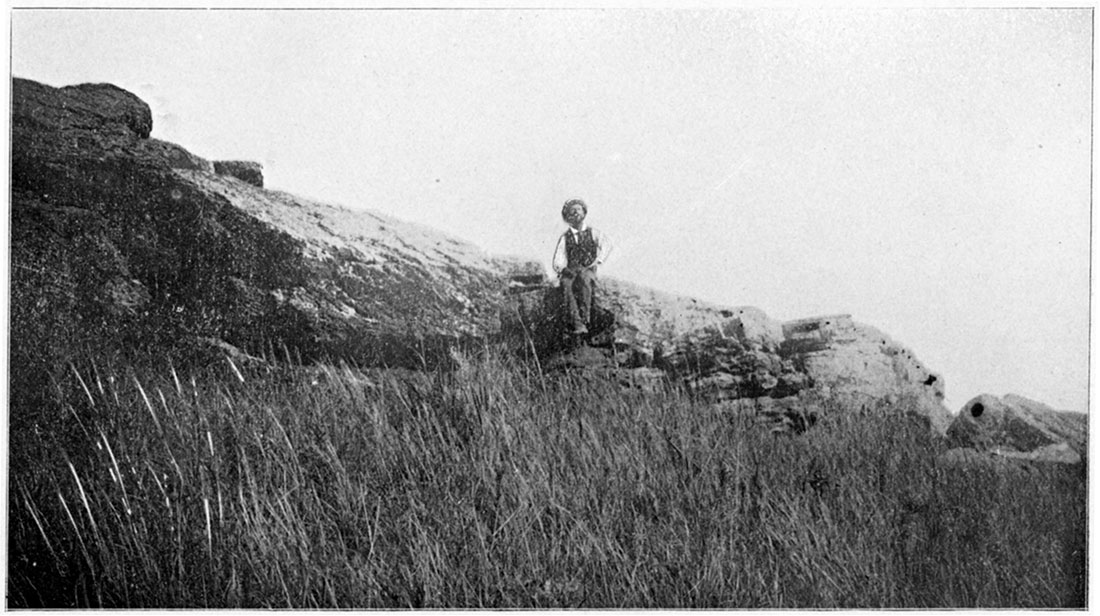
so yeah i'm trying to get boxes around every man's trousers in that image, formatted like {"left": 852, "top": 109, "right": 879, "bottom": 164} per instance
{"left": 559, "top": 267, "right": 596, "bottom": 333}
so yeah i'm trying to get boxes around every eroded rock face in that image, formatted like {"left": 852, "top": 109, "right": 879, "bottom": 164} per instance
{"left": 11, "top": 76, "right": 951, "bottom": 432}
{"left": 946, "top": 394, "right": 1086, "bottom": 464}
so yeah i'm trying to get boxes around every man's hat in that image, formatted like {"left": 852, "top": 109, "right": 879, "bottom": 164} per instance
{"left": 562, "top": 198, "right": 587, "bottom": 219}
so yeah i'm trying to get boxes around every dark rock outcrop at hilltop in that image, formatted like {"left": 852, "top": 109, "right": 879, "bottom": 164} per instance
{"left": 11, "top": 76, "right": 951, "bottom": 431}
{"left": 15, "top": 79, "right": 152, "bottom": 139}
{"left": 12, "top": 77, "right": 533, "bottom": 375}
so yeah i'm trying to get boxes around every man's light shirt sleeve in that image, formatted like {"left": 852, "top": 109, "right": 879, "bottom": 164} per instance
{"left": 595, "top": 229, "right": 612, "bottom": 265}
{"left": 551, "top": 233, "right": 567, "bottom": 274}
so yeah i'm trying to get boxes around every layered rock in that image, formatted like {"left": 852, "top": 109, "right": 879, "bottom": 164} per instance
{"left": 11, "top": 76, "right": 951, "bottom": 432}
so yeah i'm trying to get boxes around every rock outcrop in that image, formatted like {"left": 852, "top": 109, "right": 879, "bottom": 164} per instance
{"left": 944, "top": 394, "right": 1087, "bottom": 465}
{"left": 503, "top": 276, "right": 951, "bottom": 432}
{"left": 214, "top": 160, "right": 264, "bottom": 187}
{"left": 12, "top": 77, "right": 537, "bottom": 376}
{"left": 11, "top": 76, "right": 951, "bottom": 432}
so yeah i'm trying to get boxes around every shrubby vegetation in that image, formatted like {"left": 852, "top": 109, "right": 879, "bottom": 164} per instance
{"left": 7, "top": 348, "right": 1085, "bottom": 608}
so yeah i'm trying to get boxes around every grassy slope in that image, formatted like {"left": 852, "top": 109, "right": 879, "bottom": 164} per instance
{"left": 7, "top": 349, "right": 1085, "bottom": 608}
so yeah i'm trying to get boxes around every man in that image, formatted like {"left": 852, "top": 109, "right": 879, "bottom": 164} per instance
{"left": 552, "top": 198, "right": 612, "bottom": 336}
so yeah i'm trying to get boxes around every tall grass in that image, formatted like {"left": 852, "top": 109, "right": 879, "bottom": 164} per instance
{"left": 7, "top": 349, "right": 1085, "bottom": 608}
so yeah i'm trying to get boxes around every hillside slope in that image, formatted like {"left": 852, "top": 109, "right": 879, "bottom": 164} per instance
{"left": 11, "top": 76, "right": 949, "bottom": 431}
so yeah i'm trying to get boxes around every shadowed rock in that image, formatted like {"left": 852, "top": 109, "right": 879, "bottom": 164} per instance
{"left": 13, "top": 78, "right": 152, "bottom": 139}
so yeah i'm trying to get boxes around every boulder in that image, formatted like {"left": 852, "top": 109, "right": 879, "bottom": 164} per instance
{"left": 13, "top": 78, "right": 152, "bottom": 139}
{"left": 784, "top": 318, "right": 950, "bottom": 433}
{"left": 947, "top": 393, "right": 1086, "bottom": 463}
{"left": 214, "top": 160, "right": 264, "bottom": 187}
{"left": 1002, "top": 394, "right": 1087, "bottom": 454}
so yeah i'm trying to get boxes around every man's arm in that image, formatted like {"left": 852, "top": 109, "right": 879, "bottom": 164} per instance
{"left": 594, "top": 228, "right": 612, "bottom": 267}
{"left": 551, "top": 233, "right": 567, "bottom": 274}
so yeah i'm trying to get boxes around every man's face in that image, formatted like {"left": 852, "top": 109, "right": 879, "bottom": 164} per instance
{"left": 564, "top": 205, "right": 586, "bottom": 228}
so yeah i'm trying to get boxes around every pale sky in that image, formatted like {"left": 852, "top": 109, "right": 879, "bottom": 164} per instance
{"left": 9, "top": 8, "right": 1092, "bottom": 413}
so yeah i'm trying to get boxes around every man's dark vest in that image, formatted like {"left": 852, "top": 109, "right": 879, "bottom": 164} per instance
{"left": 565, "top": 228, "right": 598, "bottom": 269}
